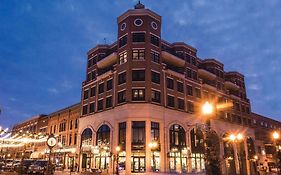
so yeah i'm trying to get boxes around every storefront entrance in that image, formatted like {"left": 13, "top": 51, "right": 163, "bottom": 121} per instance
{"left": 131, "top": 156, "right": 145, "bottom": 173}
{"left": 168, "top": 151, "right": 188, "bottom": 173}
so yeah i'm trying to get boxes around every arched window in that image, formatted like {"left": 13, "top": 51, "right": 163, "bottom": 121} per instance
{"left": 247, "top": 137, "right": 255, "bottom": 158}
{"left": 96, "top": 124, "right": 110, "bottom": 145}
{"left": 81, "top": 128, "right": 92, "bottom": 146}
{"left": 169, "top": 124, "right": 186, "bottom": 148}
{"left": 168, "top": 124, "right": 187, "bottom": 173}
{"left": 190, "top": 128, "right": 205, "bottom": 172}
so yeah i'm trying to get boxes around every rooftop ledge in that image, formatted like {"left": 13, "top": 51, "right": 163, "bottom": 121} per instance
{"left": 225, "top": 81, "right": 240, "bottom": 90}
{"left": 161, "top": 51, "right": 185, "bottom": 67}
{"left": 198, "top": 69, "right": 216, "bottom": 80}
{"left": 97, "top": 52, "right": 118, "bottom": 69}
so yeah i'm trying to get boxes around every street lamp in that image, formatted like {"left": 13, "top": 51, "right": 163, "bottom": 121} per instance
{"left": 228, "top": 133, "right": 244, "bottom": 175}
{"left": 272, "top": 131, "right": 280, "bottom": 173}
{"left": 202, "top": 102, "right": 214, "bottom": 115}
{"left": 148, "top": 141, "right": 158, "bottom": 172}
{"left": 115, "top": 146, "right": 121, "bottom": 175}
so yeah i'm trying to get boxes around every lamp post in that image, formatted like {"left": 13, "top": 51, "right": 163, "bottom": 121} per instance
{"left": 228, "top": 133, "right": 244, "bottom": 175}
{"left": 201, "top": 101, "right": 215, "bottom": 175}
{"left": 115, "top": 146, "right": 121, "bottom": 175}
{"left": 272, "top": 131, "right": 280, "bottom": 173}
{"left": 148, "top": 141, "right": 158, "bottom": 172}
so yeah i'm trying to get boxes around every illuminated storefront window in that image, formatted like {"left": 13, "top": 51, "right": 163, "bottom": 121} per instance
{"left": 95, "top": 125, "right": 111, "bottom": 170}
{"left": 190, "top": 128, "right": 205, "bottom": 172}
{"left": 168, "top": 124, "right": 187, "bottom": 173}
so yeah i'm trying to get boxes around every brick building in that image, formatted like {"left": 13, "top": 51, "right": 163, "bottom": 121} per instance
{"left": 78, "top": 2, "right": 281, "bottom": 175}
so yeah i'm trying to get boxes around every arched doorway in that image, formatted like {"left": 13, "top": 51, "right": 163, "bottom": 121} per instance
{"left": 206, "top": 131, "right": 221, "bottom": 175}
{"left": 190, "top": 128, "right": 205, "bottom": 173}
{"left": 223, "top": 134, "right": 236, "bottom": 175}
{"left": 168, "top": 124, "right": 188, "bottom": 173}
{"left": 81, "top": 128, "right": 93, "bottom": 171}
{"left": 94, "top": 124, "right": 111, "bottom": 171}
{"left": 247, "top": 137, "right": 257, "bottom": 174}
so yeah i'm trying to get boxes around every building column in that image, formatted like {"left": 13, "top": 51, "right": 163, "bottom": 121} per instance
{"left": 244, "top": 139, "right": 251, "bottom": 175}
{"left": 146, "top": 120, "right": 152, "bottom": 173}
{"left": 233, "top": 143, "right": 240, "bottom": 175}
{"left": 220, "top": 140, "right": 227, "bottom": 175}
{"left": 160, "top": 121, "right": 165, "bottom": 173}
{"left": 125, "top": 120, "right": 132, "bottom": 175}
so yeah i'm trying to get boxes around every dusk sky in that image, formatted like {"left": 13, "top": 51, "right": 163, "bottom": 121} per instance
{"left": 0, "top": 0, "right": 281, "bottom": 128}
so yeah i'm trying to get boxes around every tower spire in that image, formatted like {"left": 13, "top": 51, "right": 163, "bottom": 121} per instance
{"left": 134, "top": 1, "right": 145, "bottom": 9}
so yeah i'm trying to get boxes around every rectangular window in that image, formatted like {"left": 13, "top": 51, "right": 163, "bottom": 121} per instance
{"left": 187, "top": 101, "right": 194, "bottom": 113}
{"left": 151, "top": 71, "right": 160, "bottom": 84}
{"left": 83, "top": 90, "right": 89, "bottom": 100}
{"left": 167, "top": 78, "right": 174, "bottom": 89}
{"left": 132, "top": 32, "right": 145, "bottom": 42}
{"left": 178, "top": 98, "right": 185, "bottom": 110}
{"left": 107, "top": 79, "right": 113, "bottom": 91}
{"left": 118, "top": 90, "right": 126, "bottom": 103}
{"left": 98, "top": 99, "right": 103, "bottom": 111}
{"left": 119, "top": 122, "right": 126, "bottom": 147}
{"left": 69, "top": 134, "right": 72, "bottom": 145}
{"left": 90, "top": 86, "right": 96, "bottom": 97}
{"left": 177, "top": 82, "right": 184, "bottom": 93}
{"left": 167, "top": 95, "right": 175, "bottom": 107}
{"left": 87, "top": 58, "right": 92, "bottom": 68}
{"left": 119, "top": 52, "right": 127, "bottom": 64}
{"left": 151, "top": 51, "right": 160, "bottom": 63}
{"left": 132, "top": 70, "right": 145, "bottom": 81}
{"left": 87, "top": 73, "right": 91, "bottom": 82}
{"left": 91, "top": 71, "right": 96, "bottom": 80}
{"left": 151, "top": 122, "right": 159, "bottom": 141}
{"left": 106, "top": 96, "right": 113, "bottom": 108}
{"left": 132, "top": 49, "right": 145, "bottom": 60}
{"left": 132, "top": 121, "right": 145, "bottom": 149}
{"left": 74, "top": 133, "right": 77, "bottom": 144}
{"left": 186, "top": 68, "right": 192, "bottom": 78}
{"left": 82, "top": 105, "right": 88, "bottom": 115}
{"left": 90, "top": 102, "right": 95, "bottom": 113}
{"left": 132, "top": 89, "right": 145, "bottom": 101}
{"left": 75, "top": 119, "right": 78, "bottom": 129}
{"left": 118, "top": 72, "right": 126, "bottom": 85}
{"left": 151, "top": 90, "right": 161, "bottom": 103}
{"left": 119, "top": 35, "right": 127, "bottom": 47}
{"left": 187, "top": 85, "right": 193, "bottom": 96}
{"left": 150, "top": 34, "right": 159, "bottom": 46}
{"left": 98, "top": 83, "right": 104, "bottom": 94}
{"left": 195, "top": 88, "right": 201, "bottom": 98}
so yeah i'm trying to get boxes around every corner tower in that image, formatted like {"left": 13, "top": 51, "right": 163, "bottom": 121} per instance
{"left": 115, "top": 2, "right": 163, "bottom": 104}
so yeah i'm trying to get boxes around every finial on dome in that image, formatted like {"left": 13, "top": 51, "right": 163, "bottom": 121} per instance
{"left": 134, "top": 1, "right": 145, "bottom": 9}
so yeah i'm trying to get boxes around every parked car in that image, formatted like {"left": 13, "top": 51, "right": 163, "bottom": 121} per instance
{"left": 0, "top": 161, "right": 5, "bottom": 171}
{"left": 15, "top": 159, "right": 35, "bottom": 173}
{"left": 27, "top": 160, "right": 48, "bottom": 175}
{"left": 5, "top": 159, "right": 14, "bottom": 171}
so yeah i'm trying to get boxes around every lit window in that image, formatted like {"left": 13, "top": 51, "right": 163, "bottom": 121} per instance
{"left": 119, "top": 52, "right": 127, "bottom": 64}
{"left": 132, "top": 89, "right": 145, "bottom": 101}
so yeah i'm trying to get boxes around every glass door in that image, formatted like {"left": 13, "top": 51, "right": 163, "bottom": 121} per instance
{"left": 132, "top": 157, "right": 145, "bottom": 172}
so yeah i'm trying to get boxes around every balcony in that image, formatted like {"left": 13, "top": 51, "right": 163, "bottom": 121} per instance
{"left": 97, "top": 52, "right": 117, "bottom": 68}
{"left": 198, "top": 69, "right": 216, "bottom": 80}
{"left": 161, "top": 51, "right": 185, "bottom": 67}
{"left": 225, "top": 81, "right": 239, "bottom": 90}
{"left": 202, "top": 79, "right": 217, "bottom": 91}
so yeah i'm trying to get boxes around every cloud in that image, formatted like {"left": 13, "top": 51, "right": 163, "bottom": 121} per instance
{"left": 248, "top": 84, "right": 261, "bottom": 91}
{"left": 8, "top": 97, "right": 17, "bottom": 102}
{"left": 47, "top": 88, "right": 59, "bottom": 94}
{"left": 61, "top": 80, "right": 73, "bottom": 89}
